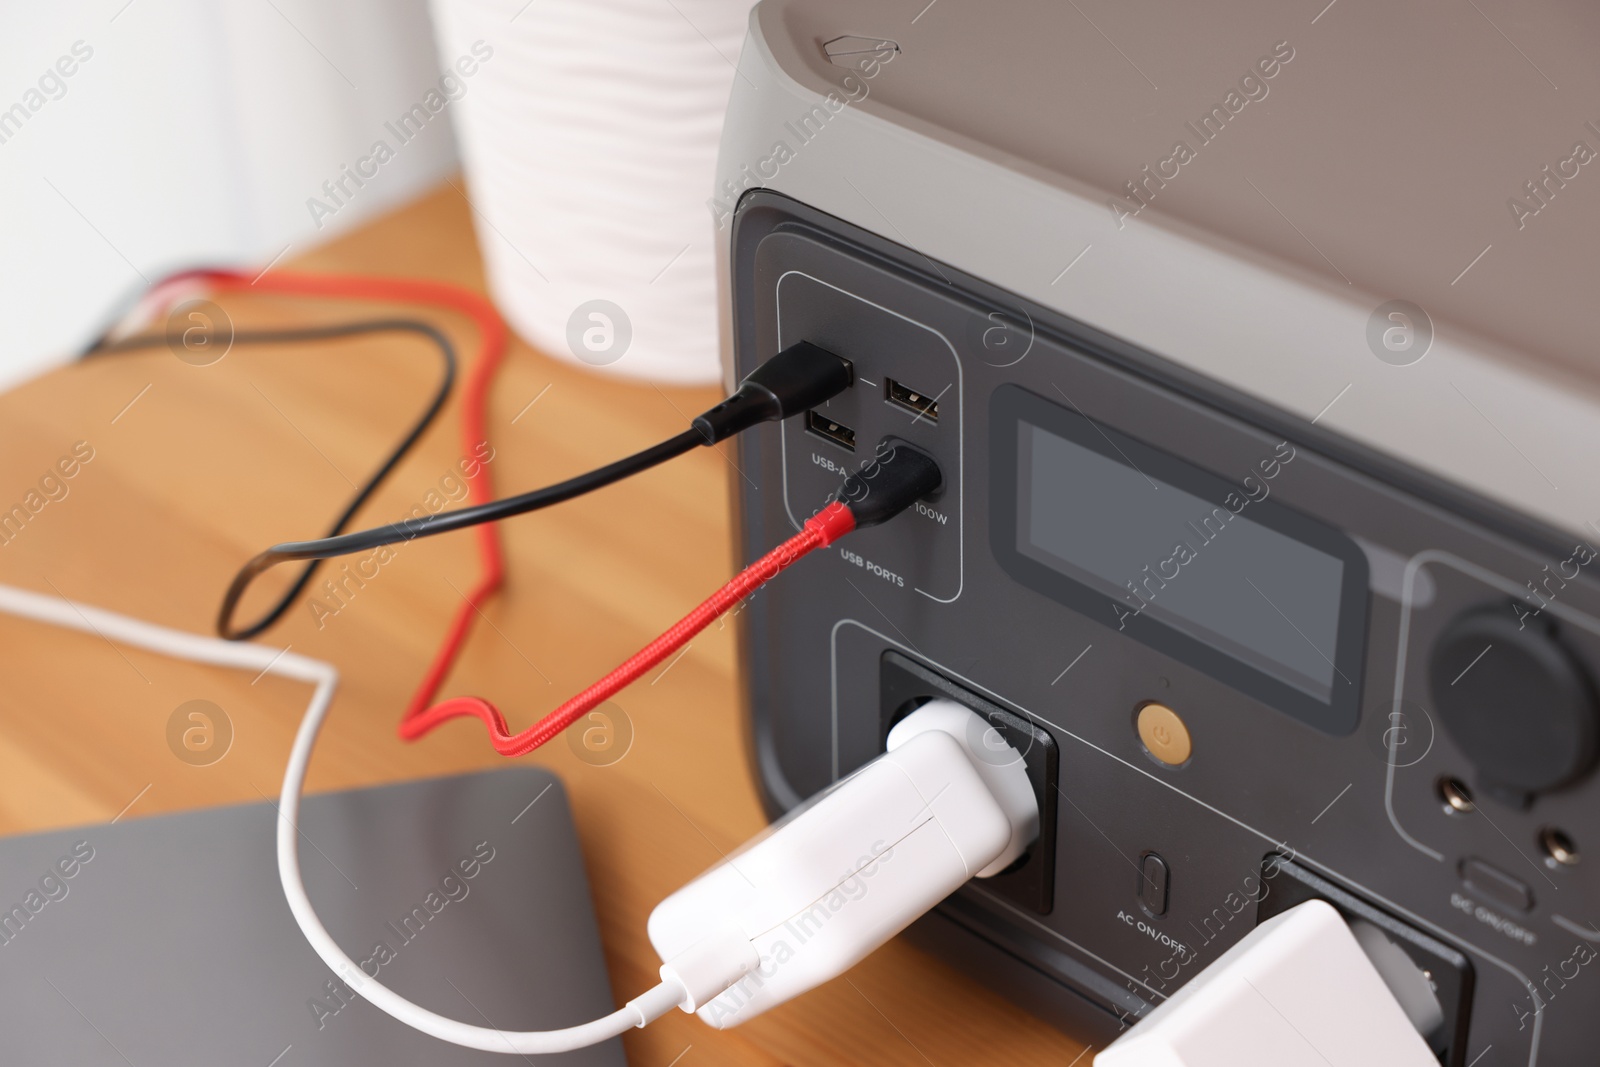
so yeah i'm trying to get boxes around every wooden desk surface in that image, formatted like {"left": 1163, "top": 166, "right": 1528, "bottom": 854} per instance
{"left": 0, "top": 185, "right": 1089, "bottom": 1067}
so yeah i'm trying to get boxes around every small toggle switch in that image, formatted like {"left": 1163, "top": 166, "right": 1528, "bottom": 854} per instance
{"left": 1139, "top": 851, "right": 1170, "bottom": 917}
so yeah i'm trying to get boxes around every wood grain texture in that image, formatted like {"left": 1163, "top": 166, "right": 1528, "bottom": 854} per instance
{"left": 0, "top": 183, "right": 1090, "bottom": 1067}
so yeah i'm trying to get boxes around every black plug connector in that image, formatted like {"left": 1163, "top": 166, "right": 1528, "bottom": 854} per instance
{"left": 833, "top": 439, "right": 943, "bottom": 529}
{"left": 692, "top": 341, "right": 854, "bottom": 445}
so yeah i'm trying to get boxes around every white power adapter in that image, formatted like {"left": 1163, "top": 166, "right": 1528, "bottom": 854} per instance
{"left": 648, "top": 698, "right": 1039, "bottom": 1027}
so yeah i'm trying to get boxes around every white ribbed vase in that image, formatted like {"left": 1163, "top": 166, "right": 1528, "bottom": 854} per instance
{"left": 428, "top": 0, "right": 753, "bottom": 383}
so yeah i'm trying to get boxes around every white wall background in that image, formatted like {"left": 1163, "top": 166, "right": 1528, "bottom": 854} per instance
{"left": 0, "top": 0, "right": 460, "bottom": 391}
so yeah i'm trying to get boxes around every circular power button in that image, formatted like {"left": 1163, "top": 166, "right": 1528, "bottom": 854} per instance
{"left": 1137, "top": 703, "right": 1192, "bottom": 766}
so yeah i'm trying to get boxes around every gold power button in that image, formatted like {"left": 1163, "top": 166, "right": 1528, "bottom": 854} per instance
{"left": 1137, "top": 702, "right": 1192, "bottom": 766}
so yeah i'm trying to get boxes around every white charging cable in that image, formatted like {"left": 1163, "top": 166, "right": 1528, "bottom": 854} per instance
{"left": 0, "top": 583, "right": 687, "bottom": 1054}
{"left": 0, "top": 584, "right": 1040, "bottom": 1051}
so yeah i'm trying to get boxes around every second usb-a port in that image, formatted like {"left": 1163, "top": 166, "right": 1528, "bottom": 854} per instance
{"left": 886, "top": 378, "right": 939, "bottom": 423}
{"left": 805, "top": 410, "right": 856, "bottom": 452}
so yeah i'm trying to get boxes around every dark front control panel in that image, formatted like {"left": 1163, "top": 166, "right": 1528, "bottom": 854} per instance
{"left": 729, "top": 191, "right": 1600, "bottom": 1065}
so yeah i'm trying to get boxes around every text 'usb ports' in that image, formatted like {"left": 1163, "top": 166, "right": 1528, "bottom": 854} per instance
{"left": 886, "top": 379, "right": 939, "bottom": 424}
{"left": 805, "top": 410, "right": 856, "bottom": 451}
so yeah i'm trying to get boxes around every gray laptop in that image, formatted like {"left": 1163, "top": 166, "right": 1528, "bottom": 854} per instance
{"left": 0, "top": 767, "right": 627, "bottom": 1066}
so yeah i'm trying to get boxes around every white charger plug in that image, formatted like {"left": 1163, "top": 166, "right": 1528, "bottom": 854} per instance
{"left": 648, "top": 698, "right": 1039, "bottom": 1027}
{"left": 1096, "top": 899, "right": 1442, "bottom": 1066}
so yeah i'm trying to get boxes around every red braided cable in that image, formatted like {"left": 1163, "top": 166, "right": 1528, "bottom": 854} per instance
{"left": 398, "top": 501, "right": 857, "bottom": 756}
{"left": 147, "top": 268, "right": 856, "bottom": 760}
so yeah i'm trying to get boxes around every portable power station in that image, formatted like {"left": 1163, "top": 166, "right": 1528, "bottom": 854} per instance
{"left": 715, "top": 2, "right": 1600, "bottom": 1064}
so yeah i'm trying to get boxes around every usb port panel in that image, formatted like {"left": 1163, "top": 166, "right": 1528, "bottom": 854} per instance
{"left": 805, "top": 410, "right": 856, "bottom": 452}
{"left": 885, "top": 379, "right": 939, "bottom": 424}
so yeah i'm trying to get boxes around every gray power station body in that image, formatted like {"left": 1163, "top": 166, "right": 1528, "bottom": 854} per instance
{"left": 717, "top": 3, "right": 1600, "bottom": 1063}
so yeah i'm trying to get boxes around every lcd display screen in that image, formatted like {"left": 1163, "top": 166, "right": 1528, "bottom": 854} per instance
{"left": 1017, "top": 421, "right": 1349, "bottom": 704}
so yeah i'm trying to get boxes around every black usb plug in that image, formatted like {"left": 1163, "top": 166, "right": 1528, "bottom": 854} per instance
{"left": 692, "top": 341, "right": 854, "bottom": 445}
{"left": 832, "top": 439, "right": 943, "bottom": 529}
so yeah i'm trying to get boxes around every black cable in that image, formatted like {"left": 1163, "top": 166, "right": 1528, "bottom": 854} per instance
{"left": 86, "top": 320, "right": 458, "bottom": 641}
{"left": 216, "top": 428, "right": 705, "bottom": 637}
{"left": 214, "top": 339, "right": 855, "bottom": 641}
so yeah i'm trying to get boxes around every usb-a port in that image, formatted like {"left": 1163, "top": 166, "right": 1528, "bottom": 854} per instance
{"left": 805, "top": 410, "right": 856, "bottom": 452}
{"left": 886, "top": 379, "right": 939, "bottom": 423}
